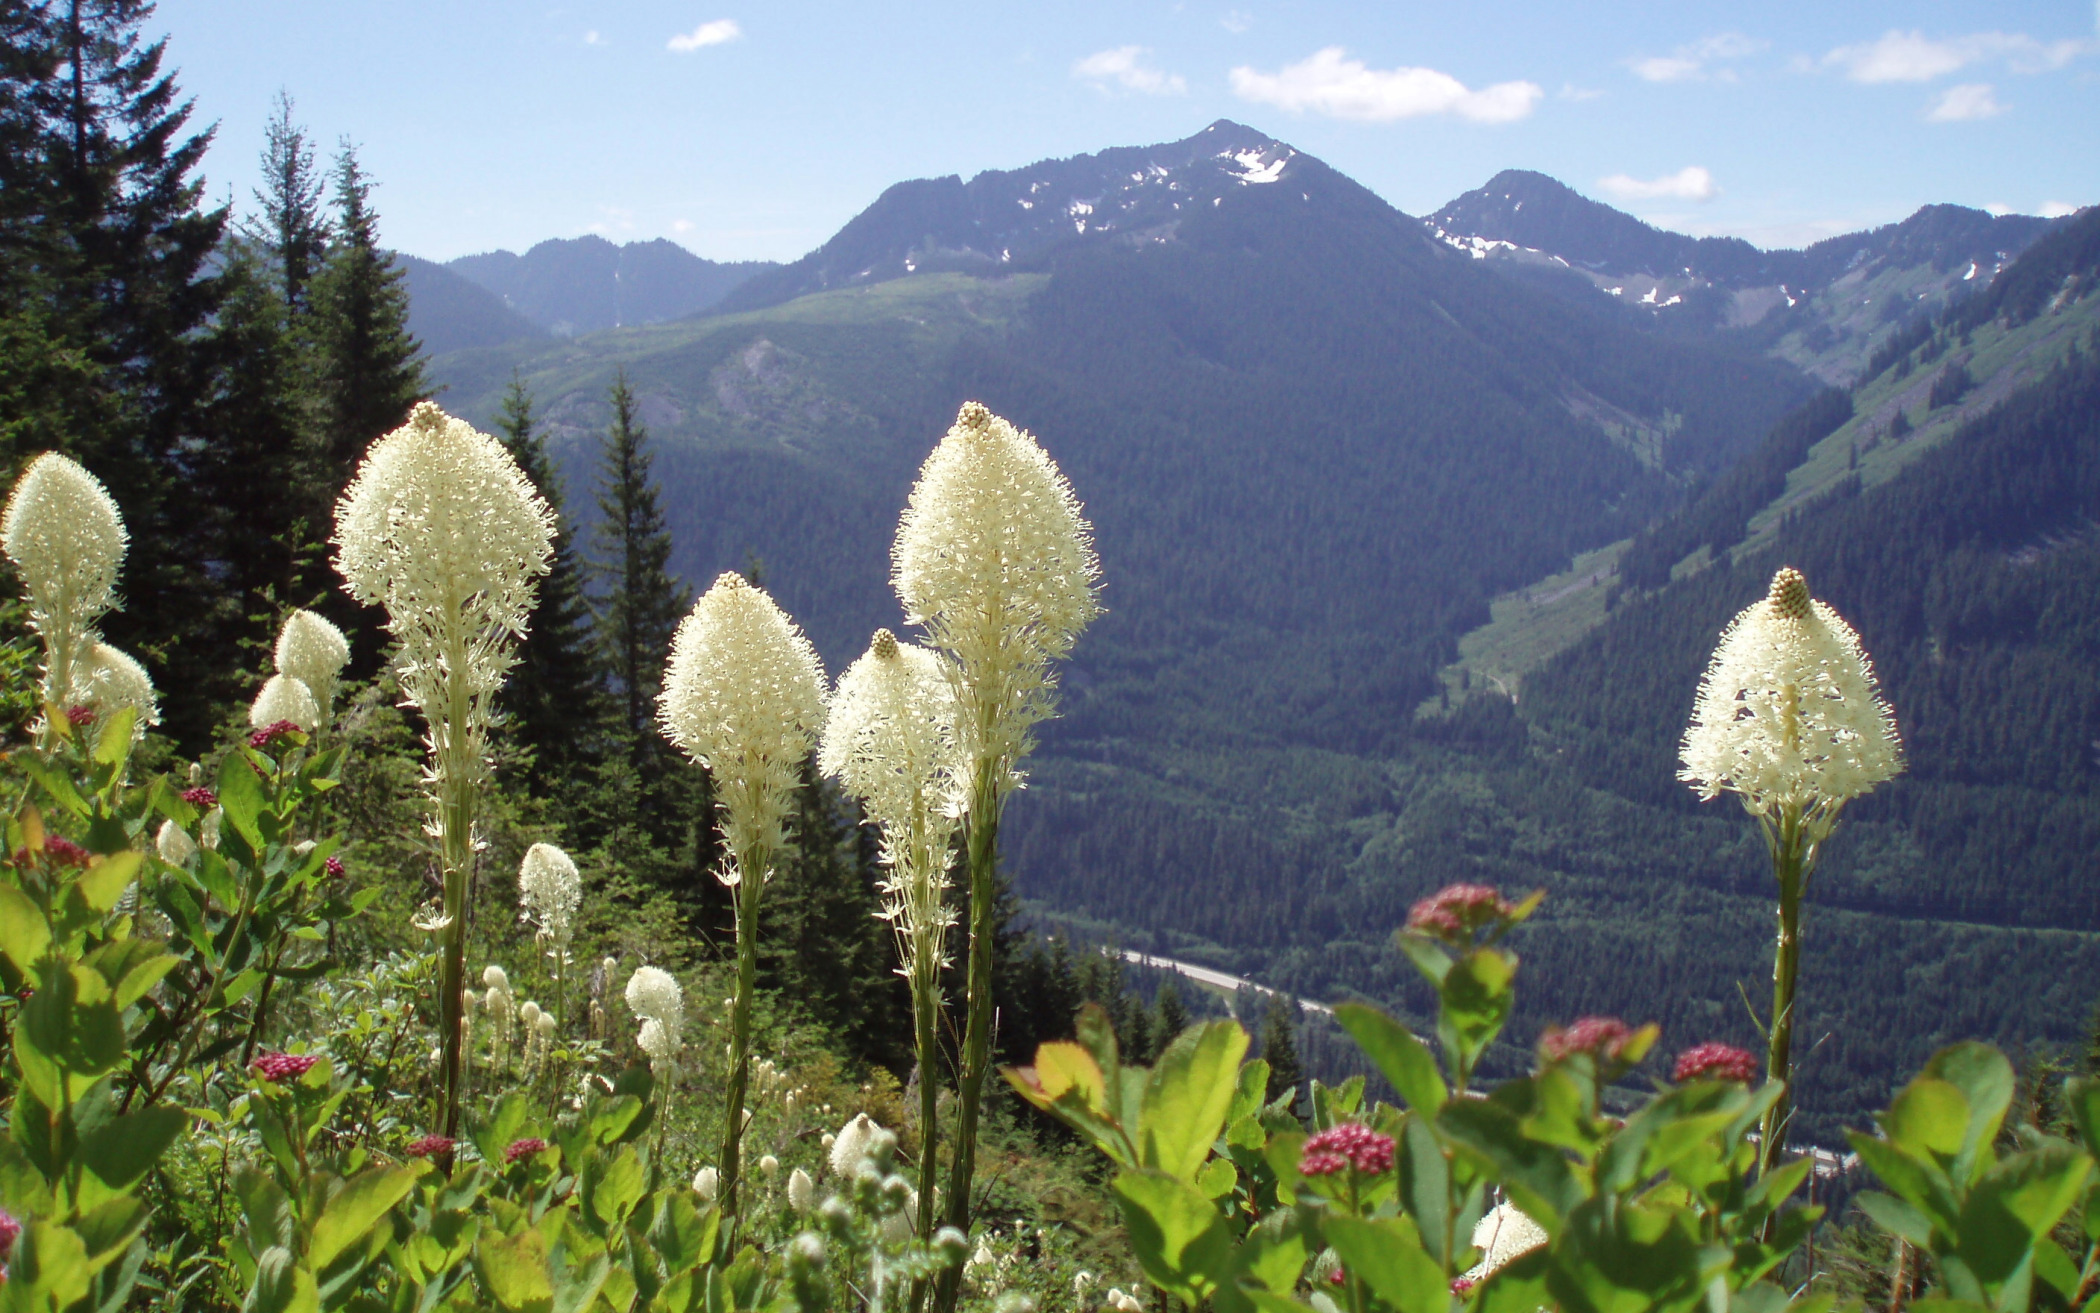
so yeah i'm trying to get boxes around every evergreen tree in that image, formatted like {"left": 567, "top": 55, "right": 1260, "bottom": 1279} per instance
{"left": 242, "top": 90, "right": 327, "bottom": 313}
{"left": 1155, "top": 979, "right": 1189, "bottom": 1048}
{"left": 493, "top": 374, "right": 606, "bottom": 789}
{"left": 589, "top": 372, "right": 687, "bottom": 788}
{"left": 1261, "top": 995, "right": 1304, "bottom": 1118}
{"left": 310, "top": 142, "right": 423, "bottom": 482}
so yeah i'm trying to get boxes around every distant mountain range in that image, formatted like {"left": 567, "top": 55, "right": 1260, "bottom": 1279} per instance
{"left": 400, "top": 235, "right": 777, "bottom": 354}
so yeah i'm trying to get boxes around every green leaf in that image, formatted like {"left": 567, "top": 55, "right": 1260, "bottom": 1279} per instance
{"left": 1849, "top": 1133, "right": 1961, "bottom": 1235}
{"left": 311, "top": 1165, "right": 421, "bottom": 1271}
{"left": 1440, "top": 1094, "right": 1582, "bottom": 1230}
{"left": 1197, "top": 1158, "right": 1238, "bottom": 1200}
{"left": 77, "top": 851, "right": 141, "bottom": 914}
{"left": 1856, "top": 1191, "right": 1934, "bottom": 1248}
{"left": 1439, "top": 948, "right": 1516, "bottom": 1072}
{"left": 474, "top": 1225, "right": 555, "bottom": 1311}
{"left": 217, "top": 751, "right": 268, "bottom": 860}
{"left": 79, "top": 1106, "right": 187, "bottom": 1193}
{"left": 1398, "top": 1117, "right": 1452, "bottom": 1265}
{"left": 1232, "top": 1208, "right": 1310, "bottom": 1295}
{"left": 1113, "top": 1169, "right": 1236, "bottom": 1306}
{"left": 1884, "top": 1078, "right": 1969, "bottom": 1161}
{"left": 585, "top": 1148, "right": 647, "bottom": 1229}
{"left": 246, "top": 1245, "right": 321, "bottom": 1313}
{"left": 1955, "top": 1143, "right": 2092, "bottom": 1288}
{"left": 1924, "top": 1044, "right": 2016, "bottom": 1187}
{"left": 0, "top": 882, "right": 50, "bottom": 976}
{"left": 1327, "top": 1214, "right": 1448, "bottom": 1313}
{"left": 1230, "top": 1059, "right": 1273, "bottom": 1124}
{"left": 92, "top": 707, "right": 135, "bottom": 766}
{"left": 648, "top": 1193, "right": 720, "bottom": 1276}
{"left": 1337, "top": 1003, "right": 1448, "bottom": 1115}
{"left": 11, "top": 1218, "right": 95, "bottom": 1308}
{"left": 1142, "top": 1021, "right": 1252, "bottom": 1182}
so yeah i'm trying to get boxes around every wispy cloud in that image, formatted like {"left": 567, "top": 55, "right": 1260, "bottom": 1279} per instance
{"left": 1628, "top": 32, "right": 1765, "bottom": 83}
{"left": 667, "top": 19, "right": 740, "bottom": 53}
{"left": 1073, "top": 46, "right": 1187, "bottom": 96}
{"left": 1598, "top": 166, "right": 1718, "bottom": 203}
{"left": 1926, "top": 82, "right": 2006, "bottom": 120}
{"left": 1559, "top": 82, "right": 1603, "bottom": 101}
{"left": 1822, "top": 29, "right": 2087, "bottom": 83}
{"left": 583, "top": 29, "right": 604, "bottom": 46}
{"left": 2042, "top": 201, "right": 2083, "bottom": 217}
{"left": 1230, "top": 48, "right": 1541, "bottom": 123}
{"left": 1221, "top": 9, "right": 1252, "bottom": 34}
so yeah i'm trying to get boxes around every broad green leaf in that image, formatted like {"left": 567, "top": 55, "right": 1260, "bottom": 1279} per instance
{"left": 474, "top": 1226, "right": 555, "bottom": 1311}
{"left": 1328, "top": 1214, "right": 1447, "bottom": 1313}
{"left": 216, "top": 751, "right": 267, "bottom": 860}
{"left": 1849, "top": 1134, "right": 1960, "bottom": 1235}
{"left": 1142, "top": 1021, "right": 1251, "bottom": 1182}
{"left": 1232, "top": 1208, "right": 1310, "bottom": 1294}
{"left": 1440, "top": 1095, "right": 1582, "bottom": 1229}
{"left": 77, "top": 851, "right": 141, "bottom": 914}
{"left": 586, "top": 1148, "right": 647, "bottom": 1229}
{"left": 648, "top": 1194, "right": 720, "bottom": 1275}
{"left": 1336, "top": 1003, "right": 1447, "bottom": 1114}
{"left": 92, "top": 707, "right": 135, "bottom": 766}
{"left": 1856, "top": 1191, "right": 1934, "bottom": 1247}
{"left": 246, "top": 1245, "right": 320, "bottom": 1313}
{"left": 1439, "top": 948, "right": 1516, "bottom": 1070}
{"left": 0, "top": 883, "right": 51, "bottom": 976}
{"left": 12, "top": 1219, "right": 95, "bottom": 1307}
{"left": 1030, "top": 1041, "right": 1109, "bottom": 1114}
{"left": 79, "top": 1106, "right": 187, "bottom": 1193}
{"left": 1197, "top": 1158, "right": 1238, "bottom": 1200}
{"left": 1883, "top": 1078, "right": 1968, "bottom": 1160}
{"left": 1955, "top": 1143, "right": 2092, "bottom": 1287}
{"left": 1924, "top": 1043, "right": 2015, "bottom": 1186}
{"left": 1113, "top": 1169, "right": 1236, "bottom": 1307}
{"left": 1230, "top": 1059, "right": 1272, "bottom": 1124}
{"left": 1398, "top": 1117, "right": 1451, "bottom": 1264}
{"left": 551, "top": 1248, "right": 611, "bottom": 1313}
{"left": 311, "top": 1165, "right": 421, "bottom": 1270}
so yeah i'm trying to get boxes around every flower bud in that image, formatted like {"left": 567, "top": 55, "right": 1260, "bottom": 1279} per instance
{"left": 788, "top": 1166, "right": 815, "bottom": 1211}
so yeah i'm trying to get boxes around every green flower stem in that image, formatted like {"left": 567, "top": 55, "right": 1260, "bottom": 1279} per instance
{"left": 907, "top": 929, "right": 942, "bottom": 1313}
{"left": 435, "top": 625, "right": 478, "bottom": 1143}
{"left": 936, "top": 757, "right": 1003, "bottom": 1313}
{"left": 722, "top": 843, "right": 769, "bottom": 1228}
{"left": 1756, "top": 802, "right": 1825, "bottom": 1237}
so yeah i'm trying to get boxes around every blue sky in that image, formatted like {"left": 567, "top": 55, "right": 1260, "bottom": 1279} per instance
{"left": 154, "top": 0, "right": 2100, "bottom": 264}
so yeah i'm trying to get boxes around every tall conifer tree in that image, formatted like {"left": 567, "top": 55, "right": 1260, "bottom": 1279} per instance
{"left": 590, "top": 373, "right": 686, "bottom": 772}
{"left": 494, "top": 373, "right": 605, "bottom": 786}
{"left": 243, "top": 90, "right": 327, "bottom": 313}
{"left": 310, "top": 142, "right": 423, "bottom": 481}
{"left": 1261, "top": 995, "right": 1305, "bottom": 1119}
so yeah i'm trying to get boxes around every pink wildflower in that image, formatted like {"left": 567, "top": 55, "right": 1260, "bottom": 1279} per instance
{"left": 1673, "top": 1042, "right": 1761, "bottom": 1084}
{"left": 505, "top": 1137, "right": 549, "bottom": 1164}
{"left": 181, "top": 786, "right": 217, "bottom": 808}
{"left": 325, "top": 855, "right": 345, "bottom": 877}
{"left": 0, "top": 1207, "right": 17, "bottom": 1254}
{"left": 1539, "top": 1017, "right": 1636, "bottom": 1064}
{"left": 64, "top": 705, "right": 94, "bottom": 727}
{"left": 406, "top": 1135, "right": 456, "bottom": 1159}
{"left": 1406, "top": 884, "right": 1519, "bottom": 942}
{"left": 1299, "top": 1123, "right": 1395, "bottom": 1177}
{"left": 39, "top": 836, "right": 91, "bottom": 868}
{"left": 1451, "top": 1277, "right": 1477, "bottom": 1296}
{"left": 249, "top": 719, "right": 301, "bottom": 749}
{"left": 251, "top": 1052, "right": 319, "bottom": 1083}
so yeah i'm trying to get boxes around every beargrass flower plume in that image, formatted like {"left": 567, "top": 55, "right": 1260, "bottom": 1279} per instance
{"left": 334, "top": 401, "right": 556, "bottom": 1140}
{"left": 657, "top": 570, "right": 825, "bottom": 1225}
{"left": 249, "top": 674, "right": 319, "bottom": 733}
{"left": 625, "top": 964, "right": 684, "bottom": 1061}
{"left": 1680, "top": 565, "right": 1903, "bottom": 1212}
{"left": 274, "top": 608, "right": 350, "bottom": 721}
{"left": 1459, "top": 1203, "right": 1547, "bottom": 1288}
{"left": 2, "top": 451, "right": 127, "bottom": 716}
{"left": 72, "top": 642, "right": 158, "bottom": 737}
{"left": 821, "top": 627, "right": 966, "bottom": 1243}
{"left": 894, "top": 404, "right": 1100, "bottom": 1289}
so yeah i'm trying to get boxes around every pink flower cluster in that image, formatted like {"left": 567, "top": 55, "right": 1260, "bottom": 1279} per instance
{"left": 64, "top": 705, "right": 94, "bottom": 727}
{"left": 1451, "top": 1277, "right": 1477, "bottom": 1296}
{"left": 1539, "top": 1017, "right": 1636, "bottom": 1064}
{"left": 0, "top": 1206, "right": 18, "bottom": 1255}
{"left": 325, "top": 856, "right": 346, "bottom": 878}
{"left": 250, "top": 719, "right": 300, "bottom": 749}
{"left": 1300, "top": 1123, "right": 1395, "bottom": 1177}
{"left": 406, "top": 1135, "right": 456, "bottom": 1159}
{"left": 181, "top": 786, "right": 218, "bottom": 808}
{"left": 251, "top": 1051, "right": 319, "bottom": 1083}
{"left": 1406, "top": 884, "right": 1517, "bottom": 942}
{"left": 504, "top": 1137, "right": 549, "bottom": 1165}
{"left": 1673, "top": 1042, "right": 1761, "bottom": 1084}
{"left": 39, "top": 837, "right": 90, "bottom": 868}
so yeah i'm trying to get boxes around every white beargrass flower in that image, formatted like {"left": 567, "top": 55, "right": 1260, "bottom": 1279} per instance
{"left": 518, "top": 1000, "right": 542, "bottom": 1028}
{"left": 517, "top": 842, "right": 581, "bottom": 944}
{"left": 821, "top": 629, "right": 965, "bottom": 957}
{"left": 658, "top": 572, "right": 827, "bottom": 879}
{"left": 155, "top": 818, "right": 197, "bottom": 866}
{"left": 788, "top": 1167, "right": 815, "bottom": 1211}
{"left": 1460, "top": 1202, "right": 1548, "bottom": 1284}
{"left": 693, "top": 1166, "right": 720, "bottom": 1202}
{"left": 333, "top": 402, "right": 555, "bottom": 836}
{"left": 2, "top": 452, "right": 127, "bottom": 708}
{"left": 249, "top": 674, "right": 319, "bottom": 732}
{"left": 1680, "top": 567, "right": 1903, "bottom": 820}
{"left": 829, "top": 1113, "right": 879, "bottom": 1177}
{"left": 274, "top": 609, "right": 350, "bottom": 718}
{"left": 72, "top": 642, "right": 158, "bottom": 736}
{"left": 483, "top": 964, "right": 511, "bottom": 993}
{"left": 534, "top": 1010, "right": 555, "bottom": 1037}
{"left": 892, "top": 402, "right": 1100, "bottom": 797}
{"left": 625, "top": 965, "right": 684, "bottom": 1056}
{"left": 759, "top": 1154, "right": 780, "bottom": 1178}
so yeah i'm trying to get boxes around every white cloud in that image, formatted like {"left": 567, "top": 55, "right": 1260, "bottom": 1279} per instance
{"left": 1598, "top": 166, "right": 1719, "bottom": 203}
{"left": 2041, "top": 200, "right": 2082, "bottom": 217}
{"left": 583, "top": 29, "right": 604, "bottom": 46}
{"left": 1073, "top": 46, "right": 1188, "bottom": 95}
{"left": 1822, "top": 29, "right": 2087, "bottom": 83}
{"left": 1628, "top": 32, "right": 1766, "bottom": 83}
{"left": 1927, "top": 82, "right": 2006, "bottom": 120}
{"left": 1985, "top": 202, "right": 2014, "bottom": 216}
{"left": 1559, "top": 82, "right": 1603, "bottom": 101}
{"left": 1230, "top": 48, "right": 1541, "bottom": 123}
{"left": 672, "top": 219, "right": 695, "bottom": 233}
{"left": 667, "top": 19, "right": 740, "bottom": 53}
{"left": 1221, "top": 9, "right": 1252, "bottom": 34}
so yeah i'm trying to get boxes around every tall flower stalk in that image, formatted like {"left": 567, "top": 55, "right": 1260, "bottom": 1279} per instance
{"left": 334, "top": 402, "right": 555, "bottom": 1140}
{"left": 821, "top": 628, "right": 965, "bottom": 1249}
{"left": 658, "top": 572, "right": 826, "bottom": 1224}
{"left": 1680, "top": 566, "right": 1902, "bottom": 1196}
{"left": 893, "top": 402, "right": 1099, "bottom": 1304}
{"left": 1, "top": 452, "right": 128, "bottom": 736}
{"left": 519, "top": 842, "right": 581, "bottom": 1030}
